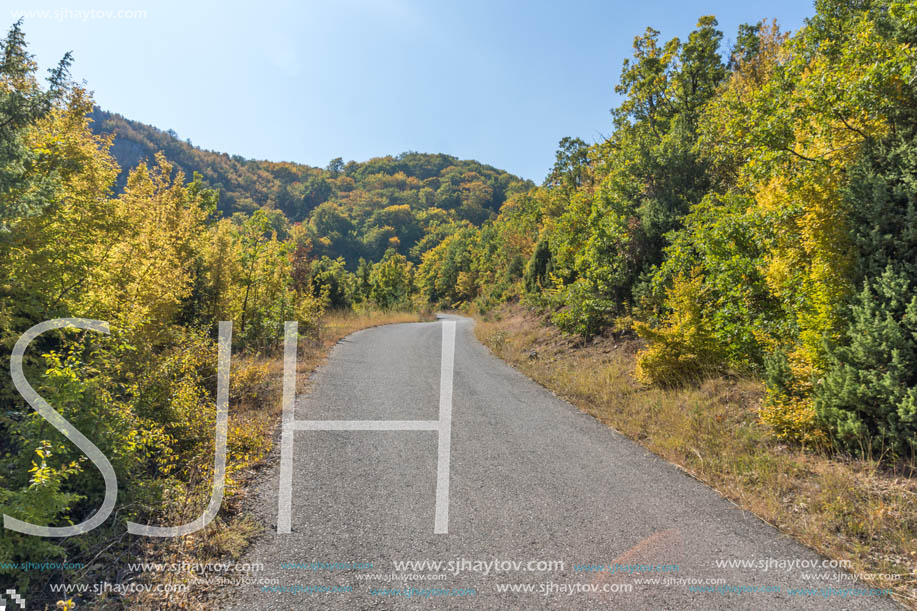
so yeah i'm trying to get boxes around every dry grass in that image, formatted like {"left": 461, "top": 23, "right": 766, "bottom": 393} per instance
{"left": 476, "top": 305, "right": 917, "bottom": 608}
{"left": 320, "top": 308, "right": 433, "bottom": 339}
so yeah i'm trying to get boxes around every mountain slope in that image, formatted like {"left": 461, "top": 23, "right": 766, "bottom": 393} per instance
{"left": 88, "top": 108, "right": 533, "bottom": 264}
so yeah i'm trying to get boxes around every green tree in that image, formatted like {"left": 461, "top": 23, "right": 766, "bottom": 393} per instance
{"left": 815, "top": 269, "right": 917, "bottom": 458}
{"left": 0, "top": 20, "right": 74, "bottom": 230}
{"left": 309, "top": 256, "right": 353, "bottom": 309}
{"left": 369, "top": 250, "right": 413, "bottom": 309}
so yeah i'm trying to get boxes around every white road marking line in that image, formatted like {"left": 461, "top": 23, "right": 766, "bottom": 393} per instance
{"left": 277, "top": 321, "right": 298, "bottom": 535}
{"left": 435, "top": 320, "right": 456, "bottom": 534}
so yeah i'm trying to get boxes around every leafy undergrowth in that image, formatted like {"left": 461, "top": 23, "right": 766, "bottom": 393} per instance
{"left": 106, "top": 310, "right": 430, "bottom": 610}
{"left": 475, "top": 305, "right": 916, "bottom": 608}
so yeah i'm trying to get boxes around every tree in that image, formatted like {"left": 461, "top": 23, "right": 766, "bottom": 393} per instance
{"left": 309, "top": 256, "right": 353, "bottom": 309}
{"left": 545, "top": 137, "right": 591, "bottom": 192}
{"left": 545, "top": 17, "right": 726, "bottom": 337}
{"left": 815, "top": 269, "right": 917, "bottom": 458}
{"left": 326, "top": 157, "right": 344, "bottom": 177}
{"left": 369, "top": 250, "right": 413, "bottom": 309}
{"left": 0, "top": 20, "right": 75, "bottom": 230}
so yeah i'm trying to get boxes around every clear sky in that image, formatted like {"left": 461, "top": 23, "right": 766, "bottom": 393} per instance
{"left": 10, "top": 0, "right": 816, "bottom": 182}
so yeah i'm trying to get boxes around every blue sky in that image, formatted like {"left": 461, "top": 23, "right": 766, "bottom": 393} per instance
{"left": 11, "top": 0, "right": 815, "bottom": 182}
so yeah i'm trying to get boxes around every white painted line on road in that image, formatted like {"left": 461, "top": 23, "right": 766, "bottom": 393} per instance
{"left": 293, "top": 420, "right": 440, "bottom": 431}
{"left": 277, "top": 321, "right": 298, "bottom": 535}
{"left": 275, "top": 319, "right": 457, "bottom": 534}
{"left": 435, "top": 320, "right": 456, "bottom": 534}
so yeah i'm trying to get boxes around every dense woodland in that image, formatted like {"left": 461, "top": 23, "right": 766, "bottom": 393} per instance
{"left": 90, "top": 108, "right": 531, "bottom": 263}
{"left": 415, "top": 1, "right": 917, "bottom": 462}
{"left": 1, "top": 0, "right": 915, "bottom": 599}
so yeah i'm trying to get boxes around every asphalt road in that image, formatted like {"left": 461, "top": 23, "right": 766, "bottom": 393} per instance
{"left": 221, "top": 315, "right": 899, "bottom": 610}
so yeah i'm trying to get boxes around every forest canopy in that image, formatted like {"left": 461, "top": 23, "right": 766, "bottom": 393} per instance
{"left": 89, "top": 108, "right": 532, "bottom": 265}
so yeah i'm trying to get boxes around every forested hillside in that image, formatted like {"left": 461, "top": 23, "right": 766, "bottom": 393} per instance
{"left": 89, "top": 109, "right": 531, "bottom": 264}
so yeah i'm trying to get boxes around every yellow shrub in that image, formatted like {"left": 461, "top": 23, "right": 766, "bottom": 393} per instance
{"left": 759, "top": 396, "right": 820, "bottom": 444}
{"left": 759, "top": 348, "right": 826, "bottom": 446}
{"left": 634, "top": 272, "right": 723, "bottom": 387}
{"left": 229, "top": 358, "right": 271, "bottom": 404}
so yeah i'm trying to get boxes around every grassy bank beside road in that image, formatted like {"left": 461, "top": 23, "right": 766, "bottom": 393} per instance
{"left": 475, "top": 305, "right": 916, "bottom": 608}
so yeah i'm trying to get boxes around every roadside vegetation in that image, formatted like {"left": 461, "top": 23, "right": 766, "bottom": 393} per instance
{"left": 476, "top": 306, "right": 915, "bottom": 607}
{"left": 418, "top": 1, "right": 917, "bottom": 471}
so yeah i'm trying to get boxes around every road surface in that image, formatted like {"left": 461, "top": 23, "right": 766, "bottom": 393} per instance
{"left": 220, "top": 315, "right": 898, "bottom": 610}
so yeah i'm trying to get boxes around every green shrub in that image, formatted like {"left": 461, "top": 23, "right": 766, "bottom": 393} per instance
{"left": 550, "top": 279, "right": 614, "bottom": 339}
{"left": 815, "top": 269, "right": 917, "bottom": 458}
